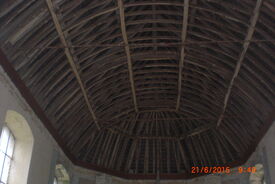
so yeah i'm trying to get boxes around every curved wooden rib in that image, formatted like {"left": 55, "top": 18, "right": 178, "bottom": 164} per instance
{"left": 46, "top": 0, "right": 100, "bottom": 129}
{"left": 117, "top": 0, "right": 138, "bottom": 112}
{"left": 217, "top": 0, "right": 263, "bottom": 127}
{"left": 0, "top": 0, "right": 274, "bottom": 179}
{"left": 176, "top": 0, "right": 189, "bottom": 111}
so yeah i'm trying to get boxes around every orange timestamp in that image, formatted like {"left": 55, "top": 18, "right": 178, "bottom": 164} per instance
{"left": 238, "top": 166, "right": 257, "bottom": 173}
{"left": 191, "top": 166, "right": 257, "bottom": 174}
{"left": 191, "top": 166, "right": 231, "bottom": 174}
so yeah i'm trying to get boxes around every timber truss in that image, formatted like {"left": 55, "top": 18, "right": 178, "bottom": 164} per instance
{"left": 0, "top": 0, "right": 274, "bottom": 180}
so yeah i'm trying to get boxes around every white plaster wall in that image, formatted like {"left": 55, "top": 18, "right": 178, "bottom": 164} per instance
{"left": 27, "top": 136, "right": 54, "bottom": 184}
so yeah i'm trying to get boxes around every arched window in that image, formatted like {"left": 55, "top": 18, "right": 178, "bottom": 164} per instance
{"left": 0, "top": 126, "right": 15, "bottom": 184}
{"left": 53, "top": 177, "right": 58, "bottom": 184}
{"left": 54, "top": 164, "right": 70, "bottom": 184}
{"left": 249, "top": 163, "right": 266, "bottom": 184}
{"left": 4, "top": 110, "right": 34, "bottom": 184}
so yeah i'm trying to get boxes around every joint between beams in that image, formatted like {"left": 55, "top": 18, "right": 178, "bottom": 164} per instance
{"left": 176, "top": 0, "right": 189, "bottom": 111}
{"left": 216, "top": 0, "right": 263, "bottom": 127}
{"left": 117, "top": 0, "right": 138, "bottom": 112}
{"left": 46, "top": 0, "right": 100, "bottom": 130}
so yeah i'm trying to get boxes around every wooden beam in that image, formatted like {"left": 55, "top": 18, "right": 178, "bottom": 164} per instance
{"left": 172, "top": 141, "right": 180, "bottom": 172}
{"left": 14, "top": 39, "right": 275, "bottom": 50}
{"left": 179, "top": 123, "right": 216, "bottom": 140}
{"left": 0, "top": 49, "right": 77, "bottom": 164}
{"left": 65, "top": 7, "right": 119, "bottom": 32}
{"left": 124, "top": 114, "right": 140, "bottom": 171}
{"left": 144, "top": 139, "right": 149, "bottom": 173}
{"left": 216, "top": 0, "right": 263, "bottom": 127}
{"left": 46, "top": 0, "right": 100, "bottom": 129}
{"left": 117, "top": 0, "right": 138, "bottom": 112}
{"left": 125, "top": 138, "right": 138, "bottom": 171}
{"left": 177, "top": 141, "right": 189, "bottom": 171}
{"left": 176, "top": 0, "right": 189, "bottom": 111}
{"left": 108, "top": 121, "right": 216, "bottom": 140}
{"left": 1, "top": 46, "right": 275, "bottom": 179}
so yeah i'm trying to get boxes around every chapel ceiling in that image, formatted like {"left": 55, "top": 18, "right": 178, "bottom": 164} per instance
{"left": 0, "top": 0, "right": 274, "bottom": 179}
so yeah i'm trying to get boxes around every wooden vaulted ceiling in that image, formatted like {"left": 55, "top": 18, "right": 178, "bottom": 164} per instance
{"left": 0, "top": 0, "right": 274, "bottom": 180}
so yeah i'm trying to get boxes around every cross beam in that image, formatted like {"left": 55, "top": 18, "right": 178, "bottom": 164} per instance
{"left": 217, "top": 0, "right": 263, "bottom": 127}
{"left": 117, "top": 0, "right": 138, "bottom": 112}
{"left": 176, "top": 0, "right": 189, "bottom": 111}
{"left": 46, "top": 0, "right": 100, "bottom": 129}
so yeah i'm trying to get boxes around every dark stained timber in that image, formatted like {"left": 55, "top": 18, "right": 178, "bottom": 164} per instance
{"left": 0, "top": 0, "right": 274, "bottom": 180}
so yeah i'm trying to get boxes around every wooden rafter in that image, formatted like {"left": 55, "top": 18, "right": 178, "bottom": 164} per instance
{"left": 1, "top": 0, "right": 274, "bottom": 180}
{"left": 46, "top": 0, "right": 100, "bottom": 129}
{"left": 216, "top": 0, "right": 263, "bottom": 127}
{"left": 12, "top": 39, "right": 275, "bottom": 50}
{"left": 106, "top": 121, "right": 215, "bottom": 140}
{"left": 178, "top": 141, "right": 189, "bottom": 170}
{"left": 117, "top": 0, "right": 138, "bottom": 112}
{"left": 176, "top": 0, "right": 189, "bottom": 111}
{"left": 180, "top": 123, "right": 216, "bottom": 140}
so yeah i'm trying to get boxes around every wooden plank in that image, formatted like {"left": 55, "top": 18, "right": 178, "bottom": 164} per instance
{"left": 178, "top": 140, "right": 189, "bottom": 171}
{"left": 124, "top": 113, "right": 141, "bottom": 171}
{"left": 173, "top": 141, "right": 180, "bottom": 171}
{"left": 1, "top": 48, "right": 275, "bottom": 179}
{"left": 46, "top": 0, "right": 100, "bottom": 129}
{"left": 176, "top": 0, "right": 189, "bottom": 111}
{"left": 217, "top": 0, "right": 263, "bottom": 127}
{"left": 179, "top": 123, "right": 216, "bottom": 140}
{"left": 117, "top": 0, "right": 138, "bottom": 112}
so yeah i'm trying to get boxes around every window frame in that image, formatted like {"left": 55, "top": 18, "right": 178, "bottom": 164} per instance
{"left": 0, "top": 126, "right": 15, "bottom": 184}
{"left": 53, "top": 176, "right": 58, "bottom": 184}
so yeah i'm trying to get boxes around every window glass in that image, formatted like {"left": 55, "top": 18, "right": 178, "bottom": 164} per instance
{"left": 0, "top": 152, "right": 4, "bottom": 178}
{"left": 0, "top": 128, "right": 9, "bottom": 153}
{"left": 0, "top": 126, "right": 15, "bottom": 184}
{"left": 1, "top": 157, "right": 11, "bottom": 183}
{"left": 6, "top": 136, "right": 14, "bottom": 158}
{"left": 53, "top": 177, "right": 58, "bottom": 184}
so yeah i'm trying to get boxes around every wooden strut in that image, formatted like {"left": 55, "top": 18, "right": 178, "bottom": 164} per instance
{"left": 106, "top": 122, "right": 216, "bottom": 140}
{"left": 46, "top": 0, "right": 100, "bottom": 129}
{"left": 117, "top": 0, "right": 139, "bottom": 113}
{"left": 101, "top": 115, "right": 243, "bottom": 123}
{"left": 216, "top": 0, "right": 263, "bottom": 127}
{"left": 12, "top": 39, "right": 275, "bottom": 50}
{"left": 176, "top": 0, "right": 189, "bottom": 111}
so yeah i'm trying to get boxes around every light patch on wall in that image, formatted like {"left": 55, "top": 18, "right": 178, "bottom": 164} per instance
{"left": 55, "top": 164, "right": 70, "bottom": 184}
